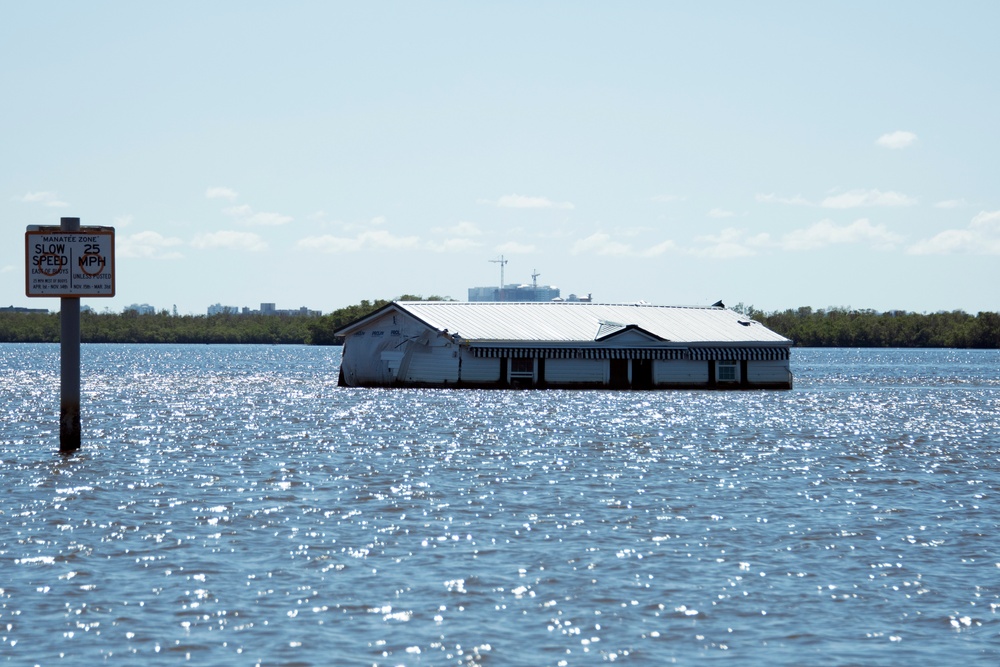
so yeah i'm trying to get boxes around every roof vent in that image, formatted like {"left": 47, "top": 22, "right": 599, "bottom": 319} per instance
{"left": 711, "top": 300, "right": 725, "bottom": 308}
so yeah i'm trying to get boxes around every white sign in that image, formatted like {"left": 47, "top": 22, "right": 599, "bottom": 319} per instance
{"left": 25, "top": 226, "right": 116, "bottom": 298}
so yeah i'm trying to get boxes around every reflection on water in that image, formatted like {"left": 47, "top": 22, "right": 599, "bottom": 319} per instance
{"left": 2, "top": 345, "right": 999, "bottom": 665}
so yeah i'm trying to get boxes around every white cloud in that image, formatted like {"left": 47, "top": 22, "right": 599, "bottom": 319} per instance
{"left": 571, "top": 232, "right": 632, "bottom": 256}
{"left": 934, "top": 199, "right": 967, "bottom": 209}
{"left": 361, "top": 230, "right": 420, "bottom": 249}
{"left": 495, "top": 241, "right": 537, "bottom": 254}
{"left": 693, "top": 243, "right": 758, "bottom": 259}
{"left": 244, "top": 211, "right": 293, "bottom": 226}
{"left": 425, "top": 238, "right": 485, "bottom": 253}
{"left": 224, "top": 204, "right": 292, "bottom": 226}
{"left": 117, "top": 231, "right": 185, "bottom": 259}
{"left": 973, "top": 210, "right": 1000, "bottom": 230}
{"left": 756, "top": 193, "right": 811, "bottom": 206}
{"left": 779, "top": 218, "right": 901, "bottom": 251}
{"left": 336, "top": 215, "right": 389, "bottom": 233}
{"left": 296, "top": 235, "right": 361, "bottom": 253}
{"left": 433, "top": 221, "right": 483, "bottom": 237}
{"left": 15, "top": 191, "right": 69, "bottom": 207}
{"left": 708, "top": 208, "right": 736, "bottom": 218}
{"left": 113, "top": 214, "right": 133, "bottom": 228}
{"left": 907, "top": 210, "right": 1000, "bottom": 255}
{"left": 297, "top": 230, "right": 421, "bottom": 253}
{"left": 484, "top": 194, "right": 575, "bottom": 210}
{"left": 2, "top": 264, "right": 15, "bottom": 273}
{"left": 639, "top": 240, "right": 678, "bottom": 257}
{"left": 191, "top": 231, "right": 267, "bottom": 252}
{"left": 692, "top": 228, "right": 768, "bottom": 258}
{"left": 224, "top": 204, "right": 252, "bottom": 217}
{"left": 821, "top": 189, "right": 917, "bottom": 209}
{"left": 876, "top": 131, "right": 917, "bottom": 149}
{"left": 616, "top": 225, "right": 654, "bottom": 237}
{"left": 758, "top": 190, "right": 917, "bottom": 208}
{"left": 426, "top": 221, "right": 486, "bottom": 251}
{"left": 567, "top": 231, "right": 678, "bottom": 257}
{"left": 206, "top": 186, "right": 239, "bottom": 200}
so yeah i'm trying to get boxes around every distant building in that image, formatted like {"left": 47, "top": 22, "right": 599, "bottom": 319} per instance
{"left": 283, "top": 306, "right": 323, "bottom": 317}
{"left": 468, "top": 283, "right": 560, "bottom": 302}
{"left": 556, "top": 293, "right": 593, "bottom": 303}
{"left": 468, "top": 284, "right": 594, "bottom": 302}
{"left": 208, "top": 303, "right": 239, "bottom": 316}
{"left": 124, "top": 303, "right": 156, "bottom": 315}
{"left": 1, "top": 305, "right": 49, "bottom": 314}
{"left": 469, "top": 269, "right": 589, "bottom": 302}
{"left": 213, "top": 302, "right": 322, "bottom": 317}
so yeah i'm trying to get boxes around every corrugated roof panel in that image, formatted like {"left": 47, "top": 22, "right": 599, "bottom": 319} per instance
{"left": 393, "top": 302, "right": 790, "bottom": 345}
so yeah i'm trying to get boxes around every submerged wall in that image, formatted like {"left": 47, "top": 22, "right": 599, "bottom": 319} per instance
{"left": 341, "top": 340, "right": 792, "bottom": 389}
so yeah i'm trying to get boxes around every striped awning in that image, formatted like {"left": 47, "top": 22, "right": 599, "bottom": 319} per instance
{"left": 469, "top": 345, "right": 789, "bottom": 361}
{"left": 470, "top": 347, "right": 686, "bottom": 360}
{"left": 687, "top": 346, "right": 789, "bottom": 361}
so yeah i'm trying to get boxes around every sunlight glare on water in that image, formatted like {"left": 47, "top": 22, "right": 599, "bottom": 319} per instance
{"left": 2, "top": 344, "right": 999, "bottom": 665}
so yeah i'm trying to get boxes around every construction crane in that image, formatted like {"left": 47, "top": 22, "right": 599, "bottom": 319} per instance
{"left": 489, "top": 255, "right": 508, "bottom": 301}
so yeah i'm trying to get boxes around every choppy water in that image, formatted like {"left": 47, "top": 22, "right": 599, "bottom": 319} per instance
{"left": 2, "top": 344, "right": 999, "bottom": 665}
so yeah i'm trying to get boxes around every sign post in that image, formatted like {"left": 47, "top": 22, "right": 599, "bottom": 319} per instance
{"left": 25, "top": 218, "right": 116, "bottom": 453}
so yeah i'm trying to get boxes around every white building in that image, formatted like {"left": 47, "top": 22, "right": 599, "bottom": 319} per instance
{"left": 335, "top": 301, "right": 793, "bottom": 390}
{"left": 468, "top": 283, "right": 562, "bottom": 302}
{"left": 207, "top": 303, "right": 239, "bottom": 316}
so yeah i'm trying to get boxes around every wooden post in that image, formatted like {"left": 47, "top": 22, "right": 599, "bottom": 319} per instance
{"left": 60, "top": 217, "right": 81, "bottom": 453}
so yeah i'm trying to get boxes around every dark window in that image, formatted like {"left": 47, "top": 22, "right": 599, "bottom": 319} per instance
{"left": 510, "top": 357, "right": 534, "bottom": 377}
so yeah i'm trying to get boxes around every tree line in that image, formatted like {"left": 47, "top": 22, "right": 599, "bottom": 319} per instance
{"left": 752, "top": 306, "right": 1000, "bottom": 349}
{"left": 0, "top": 295, "right": 448, "bottom": 346}
{"left": 1, "top": 301, "right": 998, "bottom": 348}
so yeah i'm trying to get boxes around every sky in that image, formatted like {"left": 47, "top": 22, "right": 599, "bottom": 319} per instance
{"left": 3, "top": 1, "right": 998, "bottom": 316}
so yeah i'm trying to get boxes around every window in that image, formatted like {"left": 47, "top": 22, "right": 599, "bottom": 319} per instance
{"left": 718, "top": 362, "right": 737, "bottom": 382}
{"left": 510, "top": 357, "right": 534, "bottom": 378}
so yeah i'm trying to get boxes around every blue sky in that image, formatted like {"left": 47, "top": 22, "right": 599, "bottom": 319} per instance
{"left": 4, "top": 2, "right": 998, "bottom": 315}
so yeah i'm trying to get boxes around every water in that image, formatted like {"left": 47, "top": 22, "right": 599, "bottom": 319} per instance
{"left": 2, "top": 345, "right": 998, "bottom": 665}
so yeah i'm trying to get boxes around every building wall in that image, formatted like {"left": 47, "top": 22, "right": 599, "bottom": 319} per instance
{"left": 747, "top": 360, "right": 792, "bottom": 385}
{"left": 402, "top": 345, "right": 460, "bottom": 384}
{"left": 341, "top": 330, "right": 403, "bottom": 385}
{"left": 339, "top": 307, "right": 791, "bottom": 389}
{"left": 460, "top": 355, "right": 502, "bottom": 383}
{"left": 655, "top": 359, "right": 710, "bottom": 385}
{"left": 340, "top": 311, "right": 423, "bottom": 386}
{"left": 544, "top": 358, "right": 606, "bottom": 384}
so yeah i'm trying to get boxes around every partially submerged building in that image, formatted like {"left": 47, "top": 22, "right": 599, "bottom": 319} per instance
{"left": 335, "top": 301, "right": 792, "bottom": 390}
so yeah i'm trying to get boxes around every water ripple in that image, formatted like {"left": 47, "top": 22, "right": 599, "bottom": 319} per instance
{"left": 1, "top": 345, "right": 998, "bottom": 665}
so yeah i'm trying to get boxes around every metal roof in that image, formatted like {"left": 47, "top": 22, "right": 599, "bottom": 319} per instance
{"left": 380, "top": 301, "right": 790, "bottom": 345}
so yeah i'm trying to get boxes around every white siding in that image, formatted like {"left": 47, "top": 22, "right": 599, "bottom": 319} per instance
{"left": 599, "top": 328, "right": 661, "bottom": 344}
{"left": 655, "top": 360, "right": 709, "bottom": 385}
{"left": 380, "top": 351, "right": 405, "bottom": 381}
{"left": 747, "top": 360, "right": 791, "bottom": 384}
{"left": 339, "top": 311, "right": 422, "bottom": 385}
{"left": 545, "top": 359, "right": 606, "bottom": 384}
{"left": 402, "top": 344, "right": 460, "bottom": 384}
{"left": 460, "top": 355, "right": 501, "bottom": 383}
